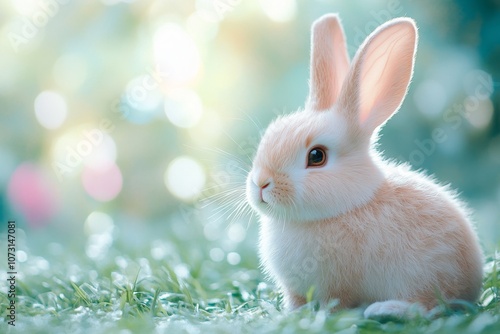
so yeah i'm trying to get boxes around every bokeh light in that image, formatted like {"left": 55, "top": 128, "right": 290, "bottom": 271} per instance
{"left": 17, "top": 250, "right": 28, "bottom": 262}
{"left": 174, "top": 263, "right": 190, "bottom": 279}
{"left": 153, "top": 23, "right": 201, "bottom": 85}
{"left": 82, "top": 163, "right": 123, "bottom": 202}
{"left": 24, "top": 256, "right": 50, "bottom": 276}
{"left": 210, "top": 247, "right": 225, "bottom": 262}
{"left": 1, "top": 2, "right": 500, "bottom": 330}
{"left": 150, "top": 239, "right": 173, "bottom": 261}
{"left": 51, "top": 127, "right": 117, "bottom": 180}
{"left": 11, "top": 0, "right": 39, "bottom": 15}
{"left": 51, "top": 129, "right": 87, "bottom": 179}
{"left": 86, "top": 233, "right": 113, "bottom": 260}
{"left": 84, "top": 211, "right": 115, "bottom": 260}
{"left": 164, "top": 89, "right": 203, "bottom": 128}
{"left": 414, "top": 80, "right": 448, "bottom": 118}
{"left": 122, "top": 75, "right": 163, "bottom": 124}
{"left": 227, "top": 223, "right": 246, "bottom": 243}
{"left": 259, "top": 0, "right": 297, "bottom": 22}
{"left": 0, "top": 0, "right": 499, "bottom": 285}
{"left": 463, "top": 70, "right": 494, "bottom": 98}
{"left": 466, "top": 98, "right": 494, "bottom": 129}
{"left": 84, "top": 211, "right": 114, "bottom": 260}
{"left": 84, "top": 211, "right": 114, "bottom": 236}
{"left": 227, "top": 252, "right": 241, "bottom": 265}
{"left": 83, "top": 133, "right": 118, "bottom": 170}
{"left": 34, "top": 90, "right": 68, "bottom": 129}
{"left": 7, "top": 163, "right": 58, "bottom": 227}
{"left": 165, "top": 156, "right": 206, "bottom": 200}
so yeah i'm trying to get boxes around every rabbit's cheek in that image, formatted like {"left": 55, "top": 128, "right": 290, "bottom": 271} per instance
{"left": 272, "top": 172, "right": 295, "bottom": 206}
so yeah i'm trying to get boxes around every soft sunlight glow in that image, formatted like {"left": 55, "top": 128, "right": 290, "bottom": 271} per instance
{"left": 81, "top": 163, "right": 123, "bottom": 202}
{"left": 164, "top": 89, "right": 203, "bottom": 128}
{"left": 259, "top": 0, "right": 297, "bottom": 22}
{"left": 186, "top": 13, "right": 219, "bottom": 42}
{"left": 11, "top": 0, "right": 39, "bottom": 15}
{"left": 153, "top": 23, "right": 201, "bottom": 84}
{"left": 34, "top": 90, "right": 67, "bottom": 129}
{"left": 165, "top": 156, "right": 206, "bottom": 200}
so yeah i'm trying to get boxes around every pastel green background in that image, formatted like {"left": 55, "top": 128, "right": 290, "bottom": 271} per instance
{"left": 0, "top": 0, "right": 499, "bottom": 272}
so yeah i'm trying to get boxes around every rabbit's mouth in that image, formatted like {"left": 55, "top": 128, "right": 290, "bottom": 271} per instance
{"left": 246, "top": 183, "right": 275, "bottom": 215}
{"left": 251, "top": 190, "right": 270, "bottom": 209}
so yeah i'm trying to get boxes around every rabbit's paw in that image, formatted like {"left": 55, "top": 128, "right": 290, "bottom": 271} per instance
{"left": 364, "top": 300, "right": 424, "bottom": 320}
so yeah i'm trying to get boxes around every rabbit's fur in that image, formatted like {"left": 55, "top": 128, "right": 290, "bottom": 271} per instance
{"left": 246, "top": 14, "right": 483, "bottom": 317}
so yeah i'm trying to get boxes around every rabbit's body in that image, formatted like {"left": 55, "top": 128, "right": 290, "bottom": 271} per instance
{"left": 246, "top": 14, "right": 483, "bottom": 317}
{"left": 259, "top": 161, "right": 483, "bottom": 310}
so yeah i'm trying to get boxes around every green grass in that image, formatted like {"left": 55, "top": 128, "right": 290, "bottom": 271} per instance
{"left": 1, "top": 234, "right": 500, "bottom": 334}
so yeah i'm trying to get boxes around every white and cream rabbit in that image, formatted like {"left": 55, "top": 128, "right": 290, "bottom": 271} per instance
{"left": 246, "top": 14, "right": 483, "bottom": 318}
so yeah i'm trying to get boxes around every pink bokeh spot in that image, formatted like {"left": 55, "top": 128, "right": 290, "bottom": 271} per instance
{"left": 82, "top": 163, "right": 123, "bottom": 202}
{"left": 7, "top": 163, "right": 58, "bottom": 228}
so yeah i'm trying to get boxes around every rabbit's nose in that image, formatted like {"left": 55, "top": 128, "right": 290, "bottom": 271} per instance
{"left": 253, "top": 167, "right": 273, "bottom": 188}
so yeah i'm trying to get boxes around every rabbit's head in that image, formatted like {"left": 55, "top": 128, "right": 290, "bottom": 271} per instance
{"left": 247, "top": 15, "right": 418, "bottom": 222}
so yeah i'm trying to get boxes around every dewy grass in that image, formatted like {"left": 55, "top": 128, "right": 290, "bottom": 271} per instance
{"left": 1, "top": 239, "right": 500, "bottom": 333}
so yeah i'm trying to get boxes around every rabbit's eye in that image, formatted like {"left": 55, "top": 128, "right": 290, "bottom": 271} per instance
{"left": 307, "top": 147, "right": 327, "bottom": 167}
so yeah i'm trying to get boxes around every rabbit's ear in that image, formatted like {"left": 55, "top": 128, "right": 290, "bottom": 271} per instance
{"left": 307, "top": 14, "right": 350, "bottom": 111}
{"left": 339, "top": 18, "right": 417, "bottom": 135}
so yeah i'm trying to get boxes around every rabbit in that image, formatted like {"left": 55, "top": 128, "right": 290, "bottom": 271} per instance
{"left": 245, "top": 14, "right": 483, "bottom": 318}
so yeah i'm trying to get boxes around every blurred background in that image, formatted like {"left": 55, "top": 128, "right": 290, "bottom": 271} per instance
{"left": 0, "top": 0, "right": 499, "bottom": 273}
